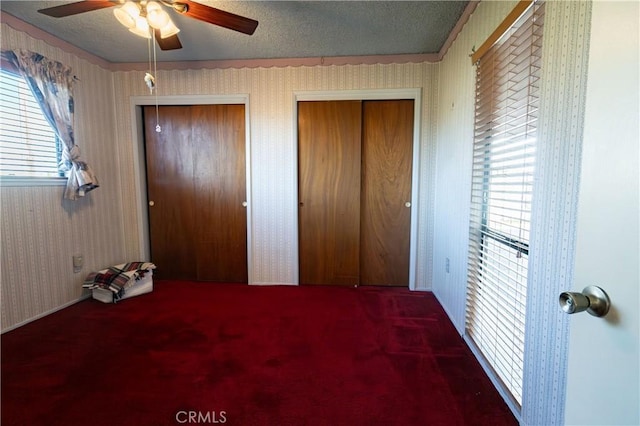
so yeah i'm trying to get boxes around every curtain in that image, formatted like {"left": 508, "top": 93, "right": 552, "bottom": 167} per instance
{"left": 1, "top": 49, "right": 98, "bottom": 200}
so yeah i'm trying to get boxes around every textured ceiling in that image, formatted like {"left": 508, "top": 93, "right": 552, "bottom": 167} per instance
{"left": 1, "top": 1, "right": 469, "bottom": 64}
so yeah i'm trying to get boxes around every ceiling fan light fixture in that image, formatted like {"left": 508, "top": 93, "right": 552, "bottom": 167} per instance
{"left": 129, "top": 16, "right": 151, "bottom": 39}
{"left": 146, "top": 2, "right": 171, "bottom": 29}
{"left": 113, "top": 1, "right": 140, "bottom": 29}
{"left": 159, "top": 20, "right": 180, "bottom": 39}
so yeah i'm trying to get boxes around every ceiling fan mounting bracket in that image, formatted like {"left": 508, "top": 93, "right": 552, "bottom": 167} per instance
{"left": 157, "top": 0, "right": 188, "bottom": 14}
{"left": 172, "top": 3, "right": 188, "bottom": 14}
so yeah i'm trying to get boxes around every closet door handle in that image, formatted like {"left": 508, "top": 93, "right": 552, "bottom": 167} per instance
{"left": 242, "top": 201, "right": 248, "bottom": 207}
{"left": 405, "top": 202, "right": 411, "bottom": 208}
{"left": 149, "top": 201, "right": 155, "bottom": 207}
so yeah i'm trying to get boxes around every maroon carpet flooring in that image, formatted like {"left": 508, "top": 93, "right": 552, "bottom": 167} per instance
{"left": 2, "top": 282, "right": 517, "bottom": 426}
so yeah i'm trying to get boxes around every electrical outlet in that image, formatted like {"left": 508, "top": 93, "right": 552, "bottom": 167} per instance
{"left": 72, "top": 254, "right": 83, "bottom": 273}
{"left": 445, "top": 257, "right": 450, "bottom": 274}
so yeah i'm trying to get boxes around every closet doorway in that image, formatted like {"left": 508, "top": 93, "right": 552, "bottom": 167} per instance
{"left": 143, "top": 104, "right": 248, "bottom": 282}
{"left": 298, "top": 99, "right": 415, "bottom": 287}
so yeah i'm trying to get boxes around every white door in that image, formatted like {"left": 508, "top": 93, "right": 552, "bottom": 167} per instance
{"left": 564, "top": 2, "right": 639, "bottom": 424}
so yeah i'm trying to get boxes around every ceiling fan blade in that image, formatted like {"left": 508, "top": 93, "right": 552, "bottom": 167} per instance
{"left": 180, "top": 1, "right": 258, "bottom": 35}
{"left": 154, "top": 30, "right": 183, "bottom": 51}
{"left": 38, "top": 1, "right": 116, "bottom": 18}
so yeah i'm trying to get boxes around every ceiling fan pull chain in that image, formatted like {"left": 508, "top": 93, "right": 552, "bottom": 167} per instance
{"left": 144, "top": 33, "right": 156, "bottom": 95}
{"left": 153, "top": 30, "right": 161, "bottom": 133}
{"left": 148, "top": 32, "right": 152, "bottom": 78}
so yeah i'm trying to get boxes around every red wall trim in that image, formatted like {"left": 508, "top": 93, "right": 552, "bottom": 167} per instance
{"left": 109, "top": 53, "right": 439, "bottom": 71}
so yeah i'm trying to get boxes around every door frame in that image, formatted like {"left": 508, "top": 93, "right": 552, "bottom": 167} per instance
{"left": 129, "top": 94, "right": 252, "bottom": 281}
{"left": 293, "top": 89, "right": 422, "bottom": 290}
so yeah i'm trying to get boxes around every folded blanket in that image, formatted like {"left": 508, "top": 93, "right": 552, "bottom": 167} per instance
{"left": 83, "top": 262, "right": 156, "bottom": 302}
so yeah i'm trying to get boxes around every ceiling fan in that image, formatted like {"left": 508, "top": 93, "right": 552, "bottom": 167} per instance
{"left": 37, "top": 0, "right": 259, "bottom": 51}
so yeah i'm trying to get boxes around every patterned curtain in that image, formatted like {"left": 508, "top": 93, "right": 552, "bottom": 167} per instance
{"left": 1, "top": 49, "right": 98, "bottom": 200}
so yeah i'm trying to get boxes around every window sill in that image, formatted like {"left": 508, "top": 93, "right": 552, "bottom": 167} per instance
{"left": 0, "top": 176, "right": 67, "bottom": 187}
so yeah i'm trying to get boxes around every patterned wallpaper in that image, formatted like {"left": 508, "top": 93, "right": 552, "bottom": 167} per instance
{"left": 432, "top": 1, "right": 594, "bottom": 423}
{"left": 112, "top": 63, "right": 438, "bottom": 287}
{"left": 1, "top": 23, "right": 126, "bottom": 331}
{"left": 2, "top": 22, "right": 439, "bottom": 330}
{"left": 522, "top": 1, "right": 592, "bottom": 424}
{"left": 431, "top": 0, "right": 517, "bottom": 333}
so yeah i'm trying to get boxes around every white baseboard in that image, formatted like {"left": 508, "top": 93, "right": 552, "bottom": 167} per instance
{"left": 1, "top": 293, "right": 91, "bottom": 334}
{"left": 249, "top": 282, "right": 298, "bottom": 286}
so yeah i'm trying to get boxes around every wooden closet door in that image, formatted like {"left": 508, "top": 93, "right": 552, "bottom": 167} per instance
{"left": 360, "top": 100, "right": 414, "bottom": 286}
{"left": 298, "top": 101, "right": 362, "bottom": 285}
{"left": 144, "top": 104, "right": 247, "bottom": 282}
{"left": 144, "top": 105, "right": 196, "bottom": 280}
{"left": 192, "top": 104, "right": 247, "bottom": 282}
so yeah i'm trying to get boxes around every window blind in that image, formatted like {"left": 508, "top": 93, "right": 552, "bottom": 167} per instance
{"left": 0, "top": 69, "right": 62, "bottom": 177}
{"left": 466, "top": 0, "right": 544, "bottom": 407}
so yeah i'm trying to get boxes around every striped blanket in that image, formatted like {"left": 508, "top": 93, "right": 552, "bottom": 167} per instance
{"left": 83, "top": 262, "right": 156, "bottom": 301}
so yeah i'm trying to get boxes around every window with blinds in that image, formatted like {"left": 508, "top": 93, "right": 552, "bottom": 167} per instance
{"left": 466, "top": 0, "right": 544, "bottom": 407}
{"left": 0, "top": 69, "right": 63, "bottom": 178}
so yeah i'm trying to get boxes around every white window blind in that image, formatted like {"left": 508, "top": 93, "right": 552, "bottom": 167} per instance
{"left": 0, "top": 69, "right": 62, "bottom": 178}
{"left": 466, "top": 0, "right": 544, "bottom": 407}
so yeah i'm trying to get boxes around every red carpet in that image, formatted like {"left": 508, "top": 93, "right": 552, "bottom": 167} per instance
{"left": 2, "top": 282, "right": 516, "bottom": 426}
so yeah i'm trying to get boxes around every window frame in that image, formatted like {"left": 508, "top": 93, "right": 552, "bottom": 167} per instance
{"left": 465, "top": 0, "right": 543, "bottom": 411}
{"left": 0, "top": 62, "right": 66, "bottom": 187}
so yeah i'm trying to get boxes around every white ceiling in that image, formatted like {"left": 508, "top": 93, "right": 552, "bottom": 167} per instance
{"left": 0, "top": 1, "right": 469, "bottom": 64}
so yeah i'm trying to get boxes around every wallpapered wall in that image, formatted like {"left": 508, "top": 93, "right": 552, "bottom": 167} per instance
{"left": 112, "top": 63, "right": 439, "bottom": 287}
{"left": 432, "top": 0, "right": 517, "bottom": 333}
{"left": 1, "top": 22, "right": 440, "bottom": 330}
{"left": 1, "top": 24, "right": 126, "bottom": 331}
{"left": 432, "top": 1, "right": 595, "bottom": 423}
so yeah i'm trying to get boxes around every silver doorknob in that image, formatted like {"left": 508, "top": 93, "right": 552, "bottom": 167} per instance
{"left": 242, "top": 201, "right": 248, "bottom": 207}
{"left": 559, "top": 286, "right": 611, "bottom": 317}
{"left": 149, "top": 201, "right": 155, "bottom": 207}
{"left": 405, "top": 202, "right": 411, "bottom": 207}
